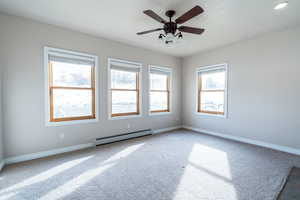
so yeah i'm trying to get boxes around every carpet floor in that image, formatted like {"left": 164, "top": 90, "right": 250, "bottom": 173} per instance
{"left": 1, "top": 129, "right": 300, "bottom": 200}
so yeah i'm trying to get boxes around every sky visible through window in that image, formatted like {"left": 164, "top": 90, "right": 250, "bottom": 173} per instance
{"left": 52, "top": 61, "right": 93, "bottom": 119}
{"left": 111, "top": 69, "right": 138, "bottom": 115}
{"left": 200, "top": 70, "right": 225, "bottom": 113}
{"left": 150, "top": 73, "right": 168, "bottom": 111}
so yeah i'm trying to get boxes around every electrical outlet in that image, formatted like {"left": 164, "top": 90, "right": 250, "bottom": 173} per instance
{"left": 127, "top": 124, "right": 130, "bottom": 129}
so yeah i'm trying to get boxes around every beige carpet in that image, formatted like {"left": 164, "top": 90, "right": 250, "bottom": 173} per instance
{"left": 1, "top": 129, "right": 300, "bottom": 200}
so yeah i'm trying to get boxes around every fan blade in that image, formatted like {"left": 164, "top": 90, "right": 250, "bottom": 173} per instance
{"left": 178, "top": 26, "right": 205, "bottom": 34}
{"left": 143, "top": 10, "right": 166, "bottom": 24}
{"left": 175, "top": 6, "right": 204, "bottom": 24}
{"left": 137, "top": 28, "right": 163, "bottom": 35}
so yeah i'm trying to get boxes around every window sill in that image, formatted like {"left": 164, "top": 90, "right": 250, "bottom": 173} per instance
{"left": 108, "top": 114, "right": 142, "bottom": 120}
{"left": 149, "top": 111, "right": 172, "bottom": 116}
{"left": 194, "top": 111, "right": 227, "bottom": 119}
{"left": 46, "top": 118, "right": 99, "bottom": 127}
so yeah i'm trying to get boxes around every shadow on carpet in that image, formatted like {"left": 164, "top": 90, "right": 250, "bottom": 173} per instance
{"left": 277, "top": 167, "right": 300, "bottom": 200}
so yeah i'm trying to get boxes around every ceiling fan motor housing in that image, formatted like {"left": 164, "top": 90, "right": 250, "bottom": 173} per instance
{"left": 164, "top": 10, "right": 177, "bottom": 35}
{"left": 163, "top": 22, "right": 177, "bottom": 34}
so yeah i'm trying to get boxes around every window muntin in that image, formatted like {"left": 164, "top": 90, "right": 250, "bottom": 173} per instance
{"left": 150, "top": 68, "right": 171, "bottom": 113}
{"left": 109, "top": 60, "right": 141, "bottom": 117}
{"left": 47, "top": 49, "right": 96, "bottom": 122}
{"left": 197, "top": 67, "right": 226, "bottom": 115}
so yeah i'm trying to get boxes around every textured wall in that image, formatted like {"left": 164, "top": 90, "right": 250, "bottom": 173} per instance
{"left": 0, "top": 14, "right": 182, "bottom": 158}
{"left": 182, "top": 26, "right": 300, "bottom": 149}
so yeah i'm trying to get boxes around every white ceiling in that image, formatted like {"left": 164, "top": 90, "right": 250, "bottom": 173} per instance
{"left": 0, "top": 0, "right": 300, "bottom": 57}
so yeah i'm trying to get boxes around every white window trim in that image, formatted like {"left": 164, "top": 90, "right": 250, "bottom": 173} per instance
{"left": 148, "top": 65, "right": 173, "bottom": 116}
{"left": 195, "top": 63, "right": 228, "bottom": 119}
{"left": 107, "top": 58, "right": 143, "bottom": 120}
{"left": 44, "top": 46, "right": 99, "bottom": 126}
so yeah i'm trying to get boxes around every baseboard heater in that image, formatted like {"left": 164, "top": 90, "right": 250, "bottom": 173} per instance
{"left": 95, "top": 129, "right": 153, "bottom": 146}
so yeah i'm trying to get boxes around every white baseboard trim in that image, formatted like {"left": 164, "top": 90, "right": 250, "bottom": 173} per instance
{"left": 183, "top": 125, "right": 300, "bottom": 156}
{"left": 5, "top": 143, "right": 95, "bottom": 165}
{"left": 0, "top": 160, "right": 5, "bottom": 172}
{"left": 153, "top": 125, "right": 182, "bottom": 134}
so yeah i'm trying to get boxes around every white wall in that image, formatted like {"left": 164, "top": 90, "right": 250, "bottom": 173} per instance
{"left": 0, "top": 13, "right": 182, "bottom": 158}
{"left": 0, "top": 60, "right": 3, "bottom": 164}
{"left": 182, "top": 26, "right": 300, "bottom": 149}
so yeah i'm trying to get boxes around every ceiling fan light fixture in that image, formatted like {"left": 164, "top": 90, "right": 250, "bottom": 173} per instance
{"left": 162, "top": 33, "right": 176, "bottom": 48}
{"left": 165, "top": 41, "right": 175, "bottom": 48}
{"left": 176, "top": 32, "right": 184, "bottom": 44}
{"left": 178, "top": 32, "right": 183, "bottom": 39}
{"left": 157, "top": 32, "right": 184, "bottom": 47}
{"left": 165, "top": 33, "right": 176, "bottom": 42}
{"left": 158, "top": 33, "right": 164, "bottom": 39}
{"left": 274, "top": 1, "right": 288, "bottom": 10}
{"left": 157, "top": 33, "right": 165, "bottom": 44}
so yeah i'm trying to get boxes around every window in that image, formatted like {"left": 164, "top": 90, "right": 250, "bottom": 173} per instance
{"left": 109, "top": 59, "right": 141, "bottom": 118}
{"left": 149, "top": 66, "right": 171, "bottom": 113}
{"left": 197, "top": 64, "right": 227, "bottom": 116}
{"left": 45, "top": 47, "right": 98, "bottom": 123}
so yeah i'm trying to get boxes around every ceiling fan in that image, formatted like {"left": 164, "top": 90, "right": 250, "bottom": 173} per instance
{"left": 137, "top": 6, "right": 205, "bottom": 46}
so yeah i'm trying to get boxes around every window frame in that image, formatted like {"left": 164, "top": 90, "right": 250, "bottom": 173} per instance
{"left": 44, "top": 47, "right": 99, "bottom": 126}
{"left": 196, "top": 63, "right": 228, "bottom": 118}
{"left": 108, "top": 58, "right": 142, "bottom": 119}
{"left": 149, "top": 66, "right": 172, "bottom": 115}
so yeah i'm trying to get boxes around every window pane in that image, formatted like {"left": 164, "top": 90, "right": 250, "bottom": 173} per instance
{"left": 150, "top": 74, "right": 168, "bottom": 90}
{"left": 201, "top": 71, "right": 225, "bottom": 90}
{"left": 53, "top": 89, "right": 93, "bottom": 118}
{"left": 150, "top": 92, "right": 168, "bottom": 111}
{"left": 52, "top": 61, "right": 92, "bottom": 88}
{"left": 112, "top": 91, "right": 137, "bottom": 114}
{"left": 200, "top": 91, "right": 224, "bottom": 113}
{"left": 111, "top": 70, "right": 137, "bottom": 89}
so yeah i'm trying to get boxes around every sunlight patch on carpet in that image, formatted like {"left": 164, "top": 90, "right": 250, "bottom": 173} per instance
{"left": 0, "top": 156, "right": 93, "bottom": 197}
